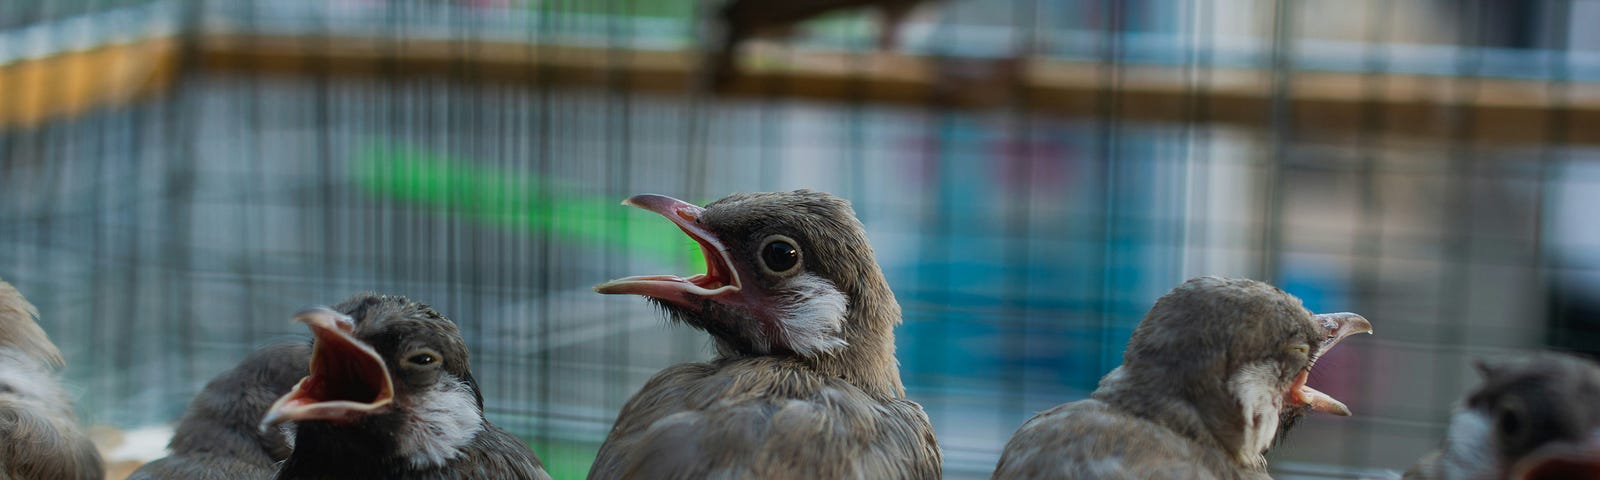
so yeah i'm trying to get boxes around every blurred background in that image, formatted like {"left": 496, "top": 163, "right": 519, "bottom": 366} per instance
{"left": 2, "top": 0, "right": 1599, "bottom": 478}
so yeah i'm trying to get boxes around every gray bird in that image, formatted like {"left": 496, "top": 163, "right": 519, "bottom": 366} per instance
{"left": 1404, "top": 353, "right": 1600, "bottom": 480}
{"left": 591, "top": 191, "right": 941, "bottom": 479}
{"left": 992, "top": 276, "right": 1373, "bottom": 480}
{"left": 127, "top": 341, "right": 309, "bottom": 479}
{"left": 0, "top": 278, "right": 102, "bottom": 480}
{"left": 262, "top": 294, "right": 549, "bottom": 480}
{"left": 706, "top": 0, "right": 932, "bottom": 91}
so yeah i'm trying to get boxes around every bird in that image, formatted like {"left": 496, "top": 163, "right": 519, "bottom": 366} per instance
{"left": 991, "top": 276, "right": 1373, "bottom": 480}
{"left": 1403, "top": 352, "right": 1600, "bottom": 480}
{"left": 705, "top": 0, "right": 932, "bottom": 91}
{"left": 590, "top": 190, "right": 941, "bottom": 479}
{"left": 127, "top": 341, "right": 310, "bottom": 479}
{"left": 261, "top": 294, "right": 549, "bottom": 480}
{"left": 0, "top": 277, "right": 103, "bottom": 480}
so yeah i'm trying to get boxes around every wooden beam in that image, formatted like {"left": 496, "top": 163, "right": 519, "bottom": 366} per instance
{"left": 11, "top": 30, "right": 1600, "bottom": 146}
{"left": 196, "top": 33, "right": 1600, "bottom": 145}
{"left": 0, "top": 36, "right": 180, "bottom": 128}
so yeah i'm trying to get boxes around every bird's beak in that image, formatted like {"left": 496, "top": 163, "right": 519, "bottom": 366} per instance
{"left": 260, "top": 307, "right": 395, "bottom": 431}
{"left": 1287, "top": 312, "right": 1373, "bottom": 417}
{"left": 1512, "top": 430, "right": 1600, "bottom": 480}
{"left": 593, "top": 194, "right": 742, "bottom": 308}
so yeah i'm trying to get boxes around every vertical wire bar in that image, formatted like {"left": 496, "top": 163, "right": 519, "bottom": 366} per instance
{"left": 1092, "top": 0, "right": 1125, "bottom": 376}
{"left": 168, "top": 0, "right": 203, "bottom": 414}
{"left": 1178, "top": 0, "right": 1212, "bottom": 279}
{"left": 1429, "top": 0, "right": 1487, "bottom": 450}
{"left": 1259, "top": 0, "right": 1295, "bottom": 284}
{"left": 534, "top": 0, "right": 557, "bottom": 451}
{"left": 606, "top": 0, "right": 637, "bottom": 454}
{"left": 1000, "top": 0, "right": 1040, "bottom": 451}
{"left": 1345, "top": 0, "right": 1396, "bottom": 470}
{"left": 1537, "top": 0, "right": 1573, "bottom": 355}
{"left": 118, "top": 0, "right": 147, "bottom": 415}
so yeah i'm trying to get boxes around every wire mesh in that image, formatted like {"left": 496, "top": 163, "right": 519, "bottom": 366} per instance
{"left": 1, "top": 0, "right": 1598, "bottom": 478}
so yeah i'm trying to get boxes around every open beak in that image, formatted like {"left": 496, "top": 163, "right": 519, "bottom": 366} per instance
{"left": 1288, "top": 312, "right": 1373, "bottom": 417}
{"left": 593, "top": 194, "right": 742, "bottom": 308}
{"left": 1512, "top": 431, "right": 1600, "bottom": 480}
{"left": 259, "top": 307, "right": 394, "bottom": 431}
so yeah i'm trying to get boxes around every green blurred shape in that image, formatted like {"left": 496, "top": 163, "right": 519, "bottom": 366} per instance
{"left": 525, "top": 438, "right": 601, "bottom": 479}
{"left": 350, "top": 141, "right": 704, "bottom": 274}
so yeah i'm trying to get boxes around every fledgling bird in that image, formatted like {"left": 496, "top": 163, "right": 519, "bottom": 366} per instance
{"left": 261, "top": 294, "right": 549, "bottom": 480}
{"left": 706, "top": 0, "right": 933, "bottom": 91}
{"left": 0, "top": 278, "right": 102, "bottom": 480}
{"left": 1404, "top": 353, "right": 1600, "bottom": 480}
{"left": 992, "top": 276, "right": 1373, "bottom": 480}
{"left": 127, "top": 341, "right": 309, "bottom": 480}
{"left": 591, "top": 191, "right": 941, "bottom": 479}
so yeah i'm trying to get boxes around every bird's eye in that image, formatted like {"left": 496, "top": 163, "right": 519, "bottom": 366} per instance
{"left": 407, "top": 353, "right": 438, "bottom": 366}
{"left": 1289, "top": 344, "right": 1310, "bottom": 355}
{"left": 1497, "top": 398, "right": 1528, "bottom": 441}
{"left": 760, "top": 238, "right": 801, "bottom": 274}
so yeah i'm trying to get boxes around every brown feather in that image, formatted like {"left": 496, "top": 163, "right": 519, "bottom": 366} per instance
{"left": 590, "top": 357, "right": 939, "bottom": 479}
{"left": 0, "top": 278, "right": 63, "bottom": 369}
{"left": 0, "top": 278, "right": 102, "bottom": 479}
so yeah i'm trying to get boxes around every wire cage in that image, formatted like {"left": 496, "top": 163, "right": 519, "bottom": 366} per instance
{"left": 2, "top": 0, "right": 1598, "bottom": 478}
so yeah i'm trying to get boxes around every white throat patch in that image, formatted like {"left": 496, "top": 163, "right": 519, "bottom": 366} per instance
{"left": 0, "top": 349, "right": 71, "bottom": 417}
{"left": 1227, "top": 362, "right": 1284, "bottom": 469}
{"left": 395, "top": 373, "right": 485, "bottom": 469}
{"left": 771, "top": 273, "right": 850, "bottom": 358}
{"left": 1440, "top": 409, "right": 1497, "bottom": 479}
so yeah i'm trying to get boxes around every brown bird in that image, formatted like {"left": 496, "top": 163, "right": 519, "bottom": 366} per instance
{"left": 1404, "top": 353, "right": 1600, "bottom": 480}
{"left": 706, "top": 0, "right": 932, "bottom": 91}
{"left": 262, "top": 295, "right": 549, "bottom": 480}
{"left": 992, "top": 276, "right": 1372, "bottom": 480}
{"left": 0, "top": 278, "right": 102, "bottom": 480}
{"left": 591, "top": 191, "right": 940, "bottom": 479}
{"left": 127, "top": 341, "right": 309, "bottom": 479}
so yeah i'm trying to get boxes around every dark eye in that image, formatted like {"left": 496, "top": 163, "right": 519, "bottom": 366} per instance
{"left": 408, "top": 353, "right": 438, "bottom": 366}
{"left": 1497, "top": 399, "right": 1528, "bottom": 442}
{"left": 761, "top": 240, "right": 800, "bottom": 273}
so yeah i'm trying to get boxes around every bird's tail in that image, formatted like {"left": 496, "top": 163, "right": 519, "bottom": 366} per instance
{"left": 0, "top": 278, "right": 66, "bottom": 369}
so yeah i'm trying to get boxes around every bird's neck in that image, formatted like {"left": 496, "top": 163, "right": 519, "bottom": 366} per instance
{"left": 810, "top": 281, "right": 906, "bottom": 399}
{"left": 277, "top": 421, "right": 402, "bottom": 479}
{"left": 1093, "top": 366, "right": 1265, "bottom": 472}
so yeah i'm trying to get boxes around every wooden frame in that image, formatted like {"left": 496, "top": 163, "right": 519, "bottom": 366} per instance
{"left": 7, "top": 30, "right": 1600, "bottom": 146}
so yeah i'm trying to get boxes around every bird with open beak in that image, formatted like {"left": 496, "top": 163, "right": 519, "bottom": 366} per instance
{"left": 590, "top": 190, "right": 941, "bottom": 479}
{"left": 992, "top": 276, "right": 1373, "bottom": 479}
{"left": 129, "top": 341, "right": 308, "bottom": 479}
{"left": 1404, "top": 353, "right": 1600, "bottom": 480}
{"left": 262, "top": 294, "right": 549, "bottom": 480}
{"left": 0, "top": 278, "right": 103, "bottom": 480}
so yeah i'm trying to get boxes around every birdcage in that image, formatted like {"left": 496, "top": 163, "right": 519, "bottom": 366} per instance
{"left": 1, "top": 0, "right": 1596, "bottom": 478}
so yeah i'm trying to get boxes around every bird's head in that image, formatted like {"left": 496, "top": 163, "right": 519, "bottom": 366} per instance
{"left": 1115, "top": 276, "right": 1372, "bottom": 467}
{"left": 1442, "top": 354, "right": 1600, "bottom": 480}
{"left": 595, "top": 191, "right": 904, "bottom": 394}
{"left": 261, "top": 294, "right": 486, "bottom": 468}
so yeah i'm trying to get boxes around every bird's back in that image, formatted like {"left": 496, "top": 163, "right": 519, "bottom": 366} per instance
{"left": 0, "top": 349, "right": 102, "bottom": 480}
{"left": 129, "top": 341, "right": 310, "bottom": 480}
{"left": 993, "top": 399, "right": 1252, "bottom": 480}
{"left": 589, "top": 356, "right": 939, "bottom": 480}
{"left": 0, "top": 280, "right": 102, "bottom": 480}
